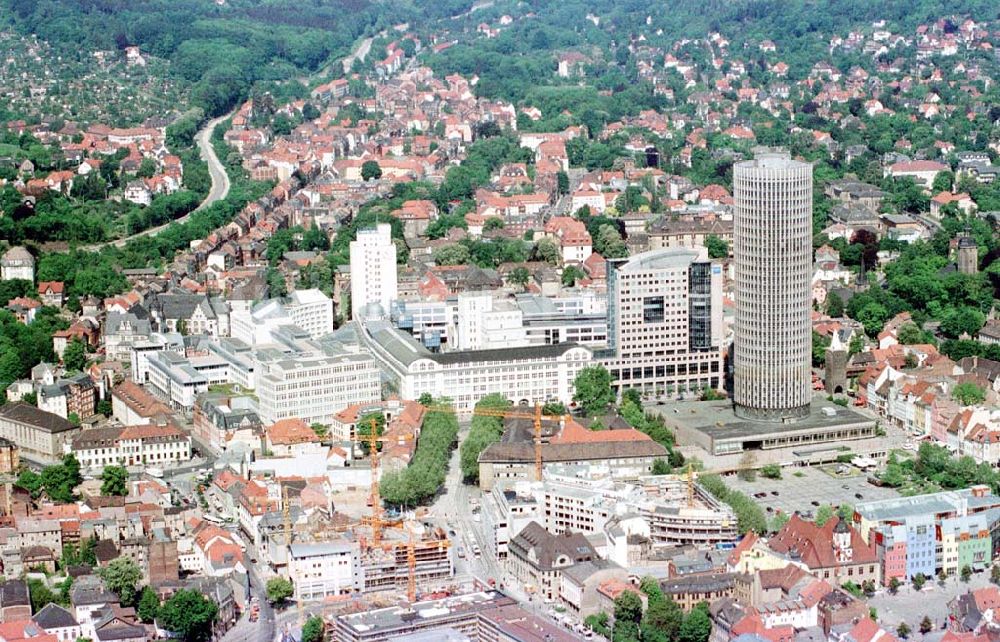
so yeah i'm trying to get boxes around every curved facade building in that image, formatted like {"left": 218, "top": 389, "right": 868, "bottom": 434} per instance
{"left": 733, "top": 150, "right": 813, "bottom": 421}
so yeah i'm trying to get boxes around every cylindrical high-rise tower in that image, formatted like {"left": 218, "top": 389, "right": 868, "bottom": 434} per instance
{"left": 733, "top": 150, "right": 813, "bottom": 421}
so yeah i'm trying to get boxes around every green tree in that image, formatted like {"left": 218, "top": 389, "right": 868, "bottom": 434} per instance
{"left": 136, "top": 157, "right": 157, "bottom": 179}
{"left": 815, "top": 505, "right": 834, "bottom": 527}
{"left": 953, "top": 382, "right": 986, "bottom": 406}
{"left": 826, "top": 291, "right": 844, "bottom": 317}
{"left": 585, "top": 612, "right": 611, "bottom": 638}
{"left": 63, "top": 338, "right": 88, "bottom": 372}
{"left": 641, "top": 595, "right": 683, "bottom": 642}
{"left": 433, "top": 244, "right": 471, "bottom": 266}
{"left": 509, "top": 267, "right": 531, "bottom": 289}
{"left": 760, "top": 464, "right": 782, "bottom": 479}
{"left": 705, "top": 234, "right": 728, "bottom": 259}
{"left": 557, "top": 171, "right": 569, "bottom": 195}
{"left": 613, "top": 589, "right": 643, "bottom": 625}
{"left": 301, "top": 616, "right": 324, "bottom": 642}
{"left": 534, "top": 239, "right": 560, "bottom": 265}
{"left": 595, "top": 224, "right": 627, "bottom": 258}
{"left": 361, "top": 160, "right": 382, "bottom": 181}
{"left": 897, "top": 622, "right": 911, "bottom": 639}
{"left": 158, "top": 589, "right": 218, "bottom": 642}
{"left": 678, "top": 603, "right": 712, "bottom": 642}
{"left": 992, "top": 564, "right": 1000, "bottom": 585}
{"left": 889, "top": 577, "right": 901, "bottom": 594}
{"left": 309, "top": 423, "right": 329, "bottom": 439}
{"left": 459, "top": 394, "right": 510, "bottom": 483}
{"left": 961, "top": 564, "right": 972, "bottom": 582}
{"left": 919, "top": 615, "right": 933, "bottom": 634}
{"left": 98, "top": 557, "right": 142, "bottom": 606}
{"left": 573, "top": 365, "right": 615, "bottom": 416}
{"left": 266, "top": 576, "right": 294, "bottom": 604}
{"left": 100, "top": 465, "right": 128, "bottom": 497}
{"left": 912, "top": 573, "right": 926, "bottom": 591}
{"left": 932, "top": 170, "right": 954, "bottom": 193}
{"left": 940, "top": 307, "right": 986, "bottom": 339}
{"left": 652, "top": 459, "right": 671, "bottom": 475}
{"left": 561, "top": 265, "right": 585, "bottom": 287}
{"left": 27, "top": 577, "right": 56, "bottom": 613}
{"left": 16, "top": 469, "right": 43, "bottom": 500}
{"left": 137, "top": 586, "right": 161, "bottom": 623}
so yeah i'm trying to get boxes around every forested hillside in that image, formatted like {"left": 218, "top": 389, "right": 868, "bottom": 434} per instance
{"left": 0, "top": 0, "right": 476, "bottom": 116}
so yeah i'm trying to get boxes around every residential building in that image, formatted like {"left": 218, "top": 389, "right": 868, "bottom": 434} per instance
{"left": 70, "top": 422, "right": 191, "bottom": 471}
{"left": 1, "top": 247, "right": 34, "bottom": 282}
{"left": 507, "top": 522, "right": 598, "bottom": 601}
{"left": 110, "top": 381, "right": 172, "bottom": 426}
{"left": 855, "top": 486, "right": 1000, "bottom": 581}
{"left": 350, "top": 223, "right": 397, "bottom": 320}
{"left": 733, "top": 150, "right": 813, "bottom": 421}
{"left": 601, "top": 246, "right": 724, "bottom": 398}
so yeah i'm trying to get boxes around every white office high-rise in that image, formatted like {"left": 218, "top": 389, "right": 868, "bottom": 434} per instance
{"left": 349, "top": 223, "right": 398, "bottom": 320}
{"left": 733, "top": 149, "right": 813, "bottom": 421}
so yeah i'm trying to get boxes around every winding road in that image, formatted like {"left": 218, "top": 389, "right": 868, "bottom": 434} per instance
{"left": 341, "top": 36, "right": 374, "bottom": 75}
{"left": 76, "top": 112, "right": 232, "bottom": 252}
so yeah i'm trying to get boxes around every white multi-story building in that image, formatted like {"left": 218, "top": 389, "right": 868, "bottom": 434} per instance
{"left": 733, "top": 149, "right": 813, "bottom": 421}
{"left": 256, "top": 351, "right": 381, "bottom": 425}
{"left": 454, "top": 292, "right": 526, "bottom": 350}
{"left": 361, "top": 320, "right": 590, "bottom": 413}
{"left": 289, "top": 542, "right": 363, "bottom": 602}
{"left": 287, "top": 289, "right": 334, "bottom": 337}
{"left": 350, "top": 224, "right": 397, "bottom": 320}
{"left": 601, "top": 246, "right": 724, "bottom": 399}
{"left": 145, "top": 351, "right": 211, "bottom": 409}
{"left": 230, "top": 289, "right": 333, "bottom": 345}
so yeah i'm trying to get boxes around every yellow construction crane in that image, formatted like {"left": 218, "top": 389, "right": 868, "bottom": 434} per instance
{"left": 403, "top": 522, "right": 451, "bottom": 603}
{"left": 352, "top": 417, "right": 414, "bottom": 548}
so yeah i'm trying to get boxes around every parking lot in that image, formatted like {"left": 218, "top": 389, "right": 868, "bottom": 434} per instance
{"left": 725, "top": 464, "right": 901, "bottom": 517}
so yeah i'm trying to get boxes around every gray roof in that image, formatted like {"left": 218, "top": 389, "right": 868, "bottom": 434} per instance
{"left": 0, "top": 579, "right": 29, "bottom": 607}
{"left": 0, "top": 402, "right": 76, "bottom": 434}
{"left": 508, "top": 522, "right": 596, "bottom": 571}
{"left": 104, "top": 312, "right": 151, "bottom": 336}
{"left": 480, "top": 439, "right": 667, "bottom": 464}
{"left": 33, "top": 603, "right": 79, "bottom": 629}
{"left": 608, "top": 247, "right": 702, "bottom": 273}
{"left": 430, "top": 342, "right": 585, "bottom": 366}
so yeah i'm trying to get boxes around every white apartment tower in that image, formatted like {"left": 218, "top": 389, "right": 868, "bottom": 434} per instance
{"left": 601, "top": 247, "right": 724, "bottom": 398}
{"left": 350, "top": 224, "right": 397, "bottom": 320}
{"left": 733, "top": 149, "right": 813, "bottom": 421}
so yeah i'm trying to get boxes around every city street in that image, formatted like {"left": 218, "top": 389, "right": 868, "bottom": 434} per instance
{"left": 867, "top": 572, "right": 994, "bottom": 636}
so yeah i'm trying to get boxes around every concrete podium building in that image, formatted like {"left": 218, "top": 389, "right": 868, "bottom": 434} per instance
{"left": 733, "top": 149, "right": 813, "bottom": 421}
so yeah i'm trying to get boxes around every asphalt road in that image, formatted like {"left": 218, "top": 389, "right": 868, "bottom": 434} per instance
{"left": 78, "top": 112, "right": 232, "bottom": 251}
{"left": 193, "top": 113, "right": 232, "bottom": 212}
